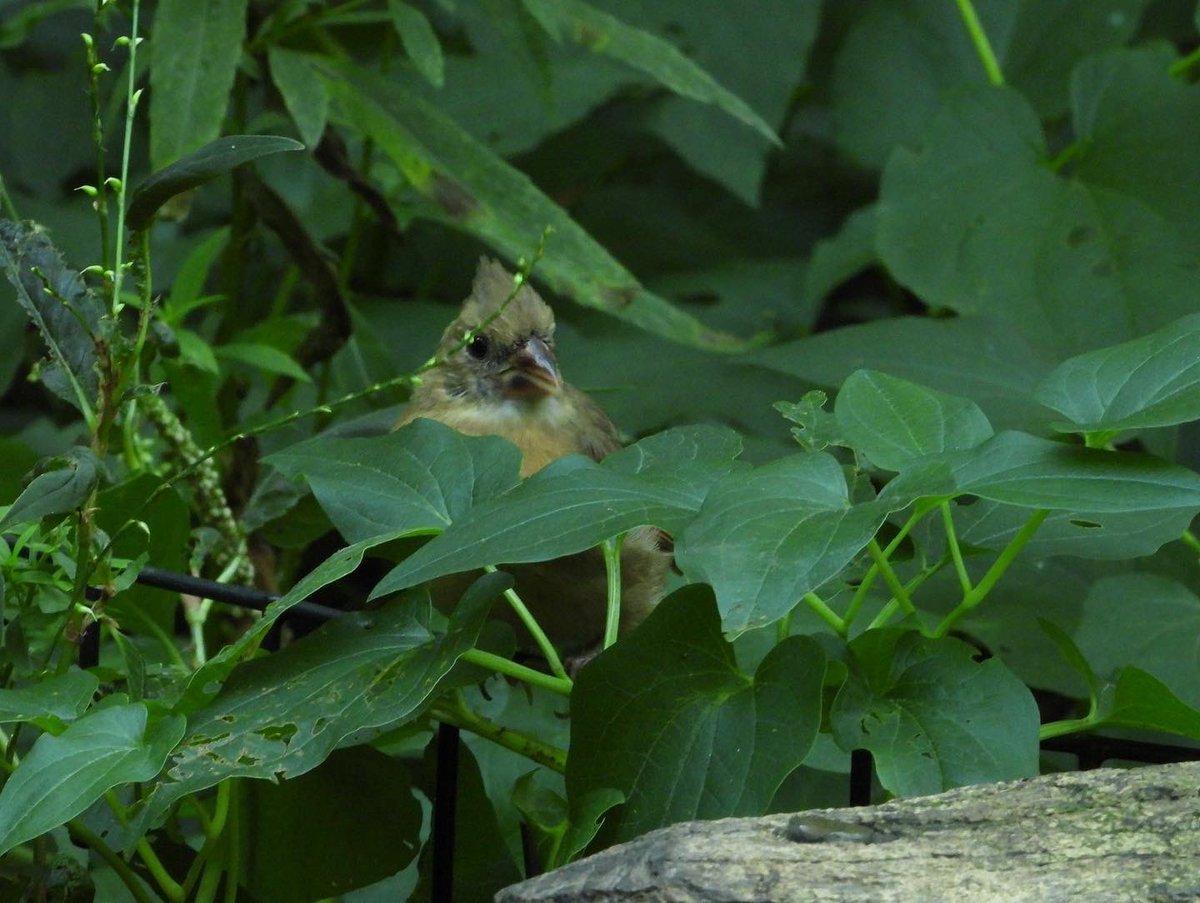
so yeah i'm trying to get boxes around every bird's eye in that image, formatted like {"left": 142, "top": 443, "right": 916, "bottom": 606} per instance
{"left": 467, "top": 334, "right": 490, "bottom": 359}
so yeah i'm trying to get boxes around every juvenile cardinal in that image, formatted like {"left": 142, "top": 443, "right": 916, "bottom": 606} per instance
{"left": 396, "top": 258, "right": 670, "bottom": 653}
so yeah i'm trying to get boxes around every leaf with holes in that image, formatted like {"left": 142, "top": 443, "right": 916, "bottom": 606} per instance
{"left": 135, "top": 573, "right": 507, "bottom": 835}
{"left": 831, "top": 630, "right": 1039, "bottom": 797}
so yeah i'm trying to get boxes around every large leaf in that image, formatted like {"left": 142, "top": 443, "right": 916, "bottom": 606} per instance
{"left": 1102, "top": 667, "right": 1200, "bottom": 739}
{"left": 268, "top": 47, "right": 330, "bottom": 149}
{"left": 676, "top": 452, "right": 888, "bottom": 634}
{"left": 832, "top": 0, "right": 1150, "bottom": 168}
{"left": 830, "top": 631, "right": 1039, "bottom": 797}
{"left": 0, "top": 704, "right": 185, "bottom": 856}
{"left": 0, "top": 670, "right": 98, "bottom": 726}
{"left": 1074, "top": 574, "right": 1200, "bottom": 707}
{"left": 1035, "top": 313, "right": 1200, "bottom": 435}
{"left": 835, "top": 369, "right": 994, "bottom": 471}
{"left": 522, "top": 0, "right": 778, "bottom": 145}
{"left": 876, "top": 85, "right": 1200, "bottom": 358}
{"left": 756, "top": 316, "right": 1055, "bottom": 433}
{"left": 128, "top": 135, "right": 304, "bottom": 231}
{"left": 318, "top": 58, "right": 749, "bottom": 350}
{"left": 148, "top": 0, "right": 249, "bottom": 169}
{"left": 567, "top": 586, "right": 825, "bottom": 842}
{"left": 373, "top": 425, "right": 743, "bottom": 596}
{"left": 240, "top": 747, "right": 423, "bottom": 902}
{"left": 0, "top": 447, "right": 99, "bottom": 530}
{"left": 266, "top": 419, "right": 523, "bottom": 544}
{"left": 136, "top": 574, "right": 505, "bottom": 834}
{"left": 0, "top": 220, "right": 105, "bottom": 413}
{"left": 881, "top": 430, "right": 1200, "bottom": 514}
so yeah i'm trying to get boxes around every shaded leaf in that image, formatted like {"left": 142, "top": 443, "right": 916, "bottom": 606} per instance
{"left": 372, "top": 426, "right": 743, "bottom": 597}
{"left": 320, "top": 59, "right": 750, "bottom": 350}
{"left": 522, "top": 0, "right": 778, "bottom": 144}
{"left": 127, "top": 135, "right": 304, "bottom": 232}
{"left": 567, "top": 586, "right": 825, "bottom": 841}
{"left": 0, "top": 670, "right": 98, "bottom": 726}
{"left": 268, "top": 47, "right": 330, "bottom": 148}
{"left": 0, "top": 447, "right": 99, "bottom": 529}
{"left": 1102, "top": 667, "right": 1200, "bottom": 739}
{"left": 876, "top": 85, "right": 1200, "bottom": 359}
{"left": 881, "top": 430, "right": 1200, "bottom": 515}
{"left": 389, "top": 0, "right": 445, "bottom": 88}
{"left": 830, "top": 631, "right": 1039, "bottom": 797}
{"left": 676, "top": 452, "right": 888, "bottom": 634}
{"left": 149, "top": 0, "right": 249, "bottom": 169}
{"left": 267, "top": 418, "right": 523, "bottom": 544}
{"left": 136, "top": 574, "right": 505, "bottom": 834}
{"left": 0, "top": 704, "right": 185, "bottom": 856}
{"left": 216, "top": 341, "right": 312, "bottom": 382}
{"left": 0, "top": 219, "right": 105, "bottom": 414}
{"left": 1035, "top": 313, "right": 1200, "bottom": 435}
{"left": 835, "top": 370, "right": 994, "bottom": 471}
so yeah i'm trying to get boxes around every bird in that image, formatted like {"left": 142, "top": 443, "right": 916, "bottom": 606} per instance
{"left": 395, "top": 257, "right": 670, "bottom": 655}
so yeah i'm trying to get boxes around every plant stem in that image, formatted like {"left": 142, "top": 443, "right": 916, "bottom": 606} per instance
{"left": 109, "top": 0, "right": 140, "bottom": 316}
{"left": 601, "top": 534, "right": 624, "bottom": 649}
{"left": 933, "top": 509, "right": 1048, "bottom": 638}
{"left": 867, "top": 556, "right": 946, "bottom": 631}
{"left": 1039, "top": 716, "right": 1096, "bottom": 741}
{"left": 431, "top": 692, "right": 567, "bottom": 773}
{"left": 82, "top": 28, "right": 110, "bottom": 267}
{"left": 0, "top": 171, "right": 18, "bottom": 219}
{"left": 941, "top": 501, "right": 972, "bottom": 593}
{"left": 843, "top": 506, "right": 925, "bottom": 629}
{"left": 482, "top": 566, "right": 569, "bottom": 681}
{"left": 866, "top": 539, "right": 915, "bottom": 616}
{"left": 802, "top": 592, "right": 845, "bottom": 635}
{"left": 67, "top": 818, "right": 155, "bottom": 903}
{"left": 953, "top": 0, "right": 1004, "bottom": 86}
{"left": 105, "top": 789, "right": 183, "bottom": 900}
{"left": 1180, "top": 529, "right": 1200, "bottom": 557}
{"left": 1169, "top": 44, "right": 1200, "bottom": 79}
{"left": 460, "top": 648, "right": 572, "bottom": 696}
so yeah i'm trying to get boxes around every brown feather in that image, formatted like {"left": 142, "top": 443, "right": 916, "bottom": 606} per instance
{"left": 394, "top": 258, "right": 669, "bottom": 652}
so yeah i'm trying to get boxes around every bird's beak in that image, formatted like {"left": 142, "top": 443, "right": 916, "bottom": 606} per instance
{"left": 504, "top": 335, "right": 561, "bottom": 398}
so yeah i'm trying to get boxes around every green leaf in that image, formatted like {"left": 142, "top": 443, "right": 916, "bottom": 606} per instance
{"left": 241, "top": 747, "right": 422, "bottom": 902}
{"left": 876, "top": 85, "right": 1200, "bottom": 358}
{"left": 267, "top": 418, "right": 523, "bottom": 544}
{"left": 803, "top": 204, "right": 878, "bottom": 308}
{"left": 756, "top": 316, "right": 1055, "bottom": 433}
{"left": 127, "top": 135, "right": 305, "bottom": 232}
{"left": 832, "top": 0, "right": 1149, "bottom": 168}
{"left": 1038, "top": 619, "right": 1100, "bottom": 707}
{"left": 1035, "top": 313, "right": 1200, "bottom": 435}
{"left": 149, "top": 0, "right": 249, "bottom": 169}
{"left": 137, "top": 574, "right": 504, "bottom": 834}
{"left": 881, "top": 430, "right": 1200, "bottom": 515}
{"left": 1074, "top": 574, "right": 1200, "bottom": 707}
{"left": 561, "top": 788, "right": 624, "bottom": 866}
{"left": 0, "top": 670, "right": 98, "bottom": 726}
{"left": 1072, "top": 46, "right": 1200, "bottom": 248}
{"left": 268, "top": 47, "right": 330, "bottom": 149}
{"left": 774, "top": 391, "right": 842, "bottom": 453}
{"left": 522, "top": 0, "right": 779, "bottom": 145}
{"left": 0, "top": 219, "right": 106, "bottom": 415}
{"left": 1102, "top": 667, "right": 1200, "bottom": 739}
{"left": 567, "top": 586, "right": 825, "bottom": 842}
{"left": 0, "top": 0, "right": 90, "bottom": 50}
{"left": 640, "top": 1, "right": 819, "bottom": 204}
{"left": 956, "top": 499, "right": 1193, "bottom": 561}
{"left": 0, "top": 448, "right": 99, "bottom": 529}
{"left": 830, "top": 631, "right": 1039, "bottom": 797}
{"left": 215, "top": 341, "right": 312, "bottom": 382}
{"left": 164, "top": 227, "right": 230, "bottom": 323}
{"left": 372, "top": 425, "right": 742, "bottom": 597}
{"left": 389, "top": 0, "right": 445, "bottom": 88}
{"left": 0, "top": 704, "right": 185, "bottom": 856}
{"left": 319, "top": 59, "right": 750, "bottom": 351}
{"left": 835, "top": 370, "right": 994, "bottom": 471}
{"left": 676, "top": 452, "right": 887, "bottom": 634}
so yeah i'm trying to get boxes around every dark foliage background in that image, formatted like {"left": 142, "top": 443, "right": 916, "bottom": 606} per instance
{"left": 3, "top": 0, "right": 1200, "bottom": 899}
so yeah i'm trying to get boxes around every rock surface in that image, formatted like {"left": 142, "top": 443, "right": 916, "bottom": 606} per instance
{"left": 497, "top": 762, "right": 1200, "bottom": 902}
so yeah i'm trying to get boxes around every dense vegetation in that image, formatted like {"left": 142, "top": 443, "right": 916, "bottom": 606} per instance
{"left": 3, "top": 0, "right": 1200, "bottom": 899}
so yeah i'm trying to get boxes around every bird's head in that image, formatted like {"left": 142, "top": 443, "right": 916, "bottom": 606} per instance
{"left": 433, "top": 258, "right": 561, "bottom": 404}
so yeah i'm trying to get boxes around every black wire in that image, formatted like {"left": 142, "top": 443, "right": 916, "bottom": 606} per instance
{"left": 135, "top": 565, "right": 342, "bottom": 621}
